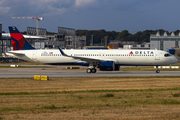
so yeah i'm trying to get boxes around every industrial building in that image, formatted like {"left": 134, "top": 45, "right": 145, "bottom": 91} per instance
{"left": 45, "top": 27, "right": 86, "bottom": 49}
{"left": 150, "top": 32, "right": 180, "bottom": 50}
{"left": 123, "top": 43, "right": 150, "bottom": 49}
{"left": 108, "top": 41, "right": 150, "bottom": 49}
{"left": 108, "top": 41, "right": 122, "bottom": 49}
{"left": 0, "top": 24, "right": 86, "bottom": 57}
{"left": 58, "top": 27, "right": 86, "bottom": 49}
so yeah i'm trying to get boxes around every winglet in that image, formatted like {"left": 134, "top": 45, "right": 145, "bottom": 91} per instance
{"left": 57, "top": 46, "right": 67, "bottom": 56}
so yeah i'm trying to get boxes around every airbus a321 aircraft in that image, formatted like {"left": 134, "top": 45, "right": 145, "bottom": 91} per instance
{"left": 6, "top": 26, "right": 178, "bottom": 73}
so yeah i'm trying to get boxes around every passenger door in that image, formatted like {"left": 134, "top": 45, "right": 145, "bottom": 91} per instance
{"left": 155, "top": 51, "right": 160, "bottom": 60}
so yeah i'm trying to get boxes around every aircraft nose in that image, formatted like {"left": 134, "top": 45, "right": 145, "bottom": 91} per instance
{"left": 173, "top": 57, "right": 178, "bottom": 63}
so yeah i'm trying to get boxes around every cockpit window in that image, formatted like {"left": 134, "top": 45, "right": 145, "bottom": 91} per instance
{"left": 164, "top": 53, "right": 171, "bottom": 57}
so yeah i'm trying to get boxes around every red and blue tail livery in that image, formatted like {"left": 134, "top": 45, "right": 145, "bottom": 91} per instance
{"left": 9, "top": 26, "right": 35, "bottom": 50}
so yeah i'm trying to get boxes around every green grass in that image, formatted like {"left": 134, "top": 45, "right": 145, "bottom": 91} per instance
{"left": 160, "top": 99, "right": 180, "bottom": 105}
{"left": 0, "top": 105, "right": 69, "bottom": 112}
{"left": 1, "top": 87, "right": 180, "bottom": 96}
{"left": 117, "top": 99, "right": 180, "bottom": 106}
{"left": 42, "top": 104, "right": 57, "bottom": 109}
{"left": 0, "top": 107, "right": 23, "bottom": 112}
{"left": 1, "top": 88, "right": 180, "bottom": 112}
{"left": 1, "top": 76, "right": 180, "bottom": 119}
{"left": 1, "top": 99, "right": 180, "bottom": 112}
{"left": 171, "top": 92, "right": 180, "bottom": 97}
{"left": 102, "top": 93, "right": 114, "bottom": 97}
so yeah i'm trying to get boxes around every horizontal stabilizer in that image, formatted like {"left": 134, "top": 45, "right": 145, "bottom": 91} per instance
{"left": 6, "top": 51, "right": 25, "bottom": 56}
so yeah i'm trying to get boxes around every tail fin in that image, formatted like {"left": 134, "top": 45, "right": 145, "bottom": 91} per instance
{"left": 9, "top": 26, "right": 35, "bottom": 50}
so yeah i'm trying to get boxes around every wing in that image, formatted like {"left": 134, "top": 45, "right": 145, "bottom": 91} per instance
{"left": 58, "top": 46, "right": 104, "bottom": 63}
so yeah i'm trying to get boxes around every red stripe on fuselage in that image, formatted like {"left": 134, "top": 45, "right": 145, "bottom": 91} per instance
{"left": 10, "top": 33, "right": 26, "bottom": 50}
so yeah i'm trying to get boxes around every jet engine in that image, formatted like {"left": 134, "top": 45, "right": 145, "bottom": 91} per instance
{"left": 98, "top": 61, "right": 120, "bottom": 71}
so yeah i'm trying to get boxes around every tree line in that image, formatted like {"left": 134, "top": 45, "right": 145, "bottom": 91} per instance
{"left": 75, "top": 29, "right": 180, "bottom": 46}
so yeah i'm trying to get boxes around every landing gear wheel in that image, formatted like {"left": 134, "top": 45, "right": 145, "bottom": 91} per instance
{"left": 86, "top": 68, "right": 92, "bottom": 73}
{"left": 91, "top": 68, "right": 96, "bottom": 73}
{"left": 156, "top": 70, "right": 160, "bottom": 73}
{"left": 156, "top": 66, "right": 160, "bottom": 73}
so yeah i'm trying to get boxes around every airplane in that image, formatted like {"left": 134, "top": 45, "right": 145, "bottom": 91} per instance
{"left": 6, "top": 26, "right": 178, "bottom": 73}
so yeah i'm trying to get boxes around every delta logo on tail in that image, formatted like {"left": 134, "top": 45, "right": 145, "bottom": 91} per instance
{"left": 9, "top": 26, "right": 35, "bottom": 50}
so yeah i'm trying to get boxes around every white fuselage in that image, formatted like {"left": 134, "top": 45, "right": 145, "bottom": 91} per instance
{"left": 6, "top": 49, "right": 178, "bottom": 66}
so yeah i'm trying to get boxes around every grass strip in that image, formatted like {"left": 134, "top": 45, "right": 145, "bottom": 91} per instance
{"left": 121, "top": 67, "right": 180, "bottom": 71}
{"left": 0, "top": 66, "right": 54, "bottom": 68}
{"left": 0, "top": 87, "right": 180, "bottom": 96}
{"left": 0, "top": 107, "right": 24, "bottom": 111}
{"left": 1, "top": 99, "right": 180, "bottom": 112}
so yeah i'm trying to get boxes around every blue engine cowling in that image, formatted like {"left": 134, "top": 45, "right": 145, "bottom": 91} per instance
{"left": 99, "top": 61, "right": 115, "bottom": 71}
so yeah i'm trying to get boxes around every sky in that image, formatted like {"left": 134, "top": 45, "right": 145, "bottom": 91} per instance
{"left": 1, "top": 0, "right": 180, "bottom": 33}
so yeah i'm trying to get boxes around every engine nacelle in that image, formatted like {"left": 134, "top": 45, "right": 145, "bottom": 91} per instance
{"left": 99, "top": 61, "right": 115, "bottom": 71}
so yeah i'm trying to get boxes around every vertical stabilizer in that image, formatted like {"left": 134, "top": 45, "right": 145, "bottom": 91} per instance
{"left": 9, "top": 26, "right": 35, "bottom": 50}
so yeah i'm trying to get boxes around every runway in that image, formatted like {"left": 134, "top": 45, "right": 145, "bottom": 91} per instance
{"left": 0, "top": 68, "right": 180, "bottom": 78}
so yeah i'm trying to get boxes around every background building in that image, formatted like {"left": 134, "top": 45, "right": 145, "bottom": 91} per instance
{"left": 0, "top": 25, "right": 87, "bottom": 57}
{"left": 108, "top": 41, "right": 122, "bottom": 49}
{"left": 58, "top": 27, "right": 86, "bottom": 49}
{"left": 150, "top": 32, "right": 180, "bottom": 50}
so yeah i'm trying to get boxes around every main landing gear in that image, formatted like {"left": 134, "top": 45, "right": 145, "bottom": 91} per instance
{"left": 86, "top": 68, "right": 97, "bottom": 73}
{"left": 156, "top": 66, "right": 160, "bottom": 73}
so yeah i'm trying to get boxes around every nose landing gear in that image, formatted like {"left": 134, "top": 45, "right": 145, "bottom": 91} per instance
{"left": 156, "top": 66, "right": 160, "bottom": 73}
